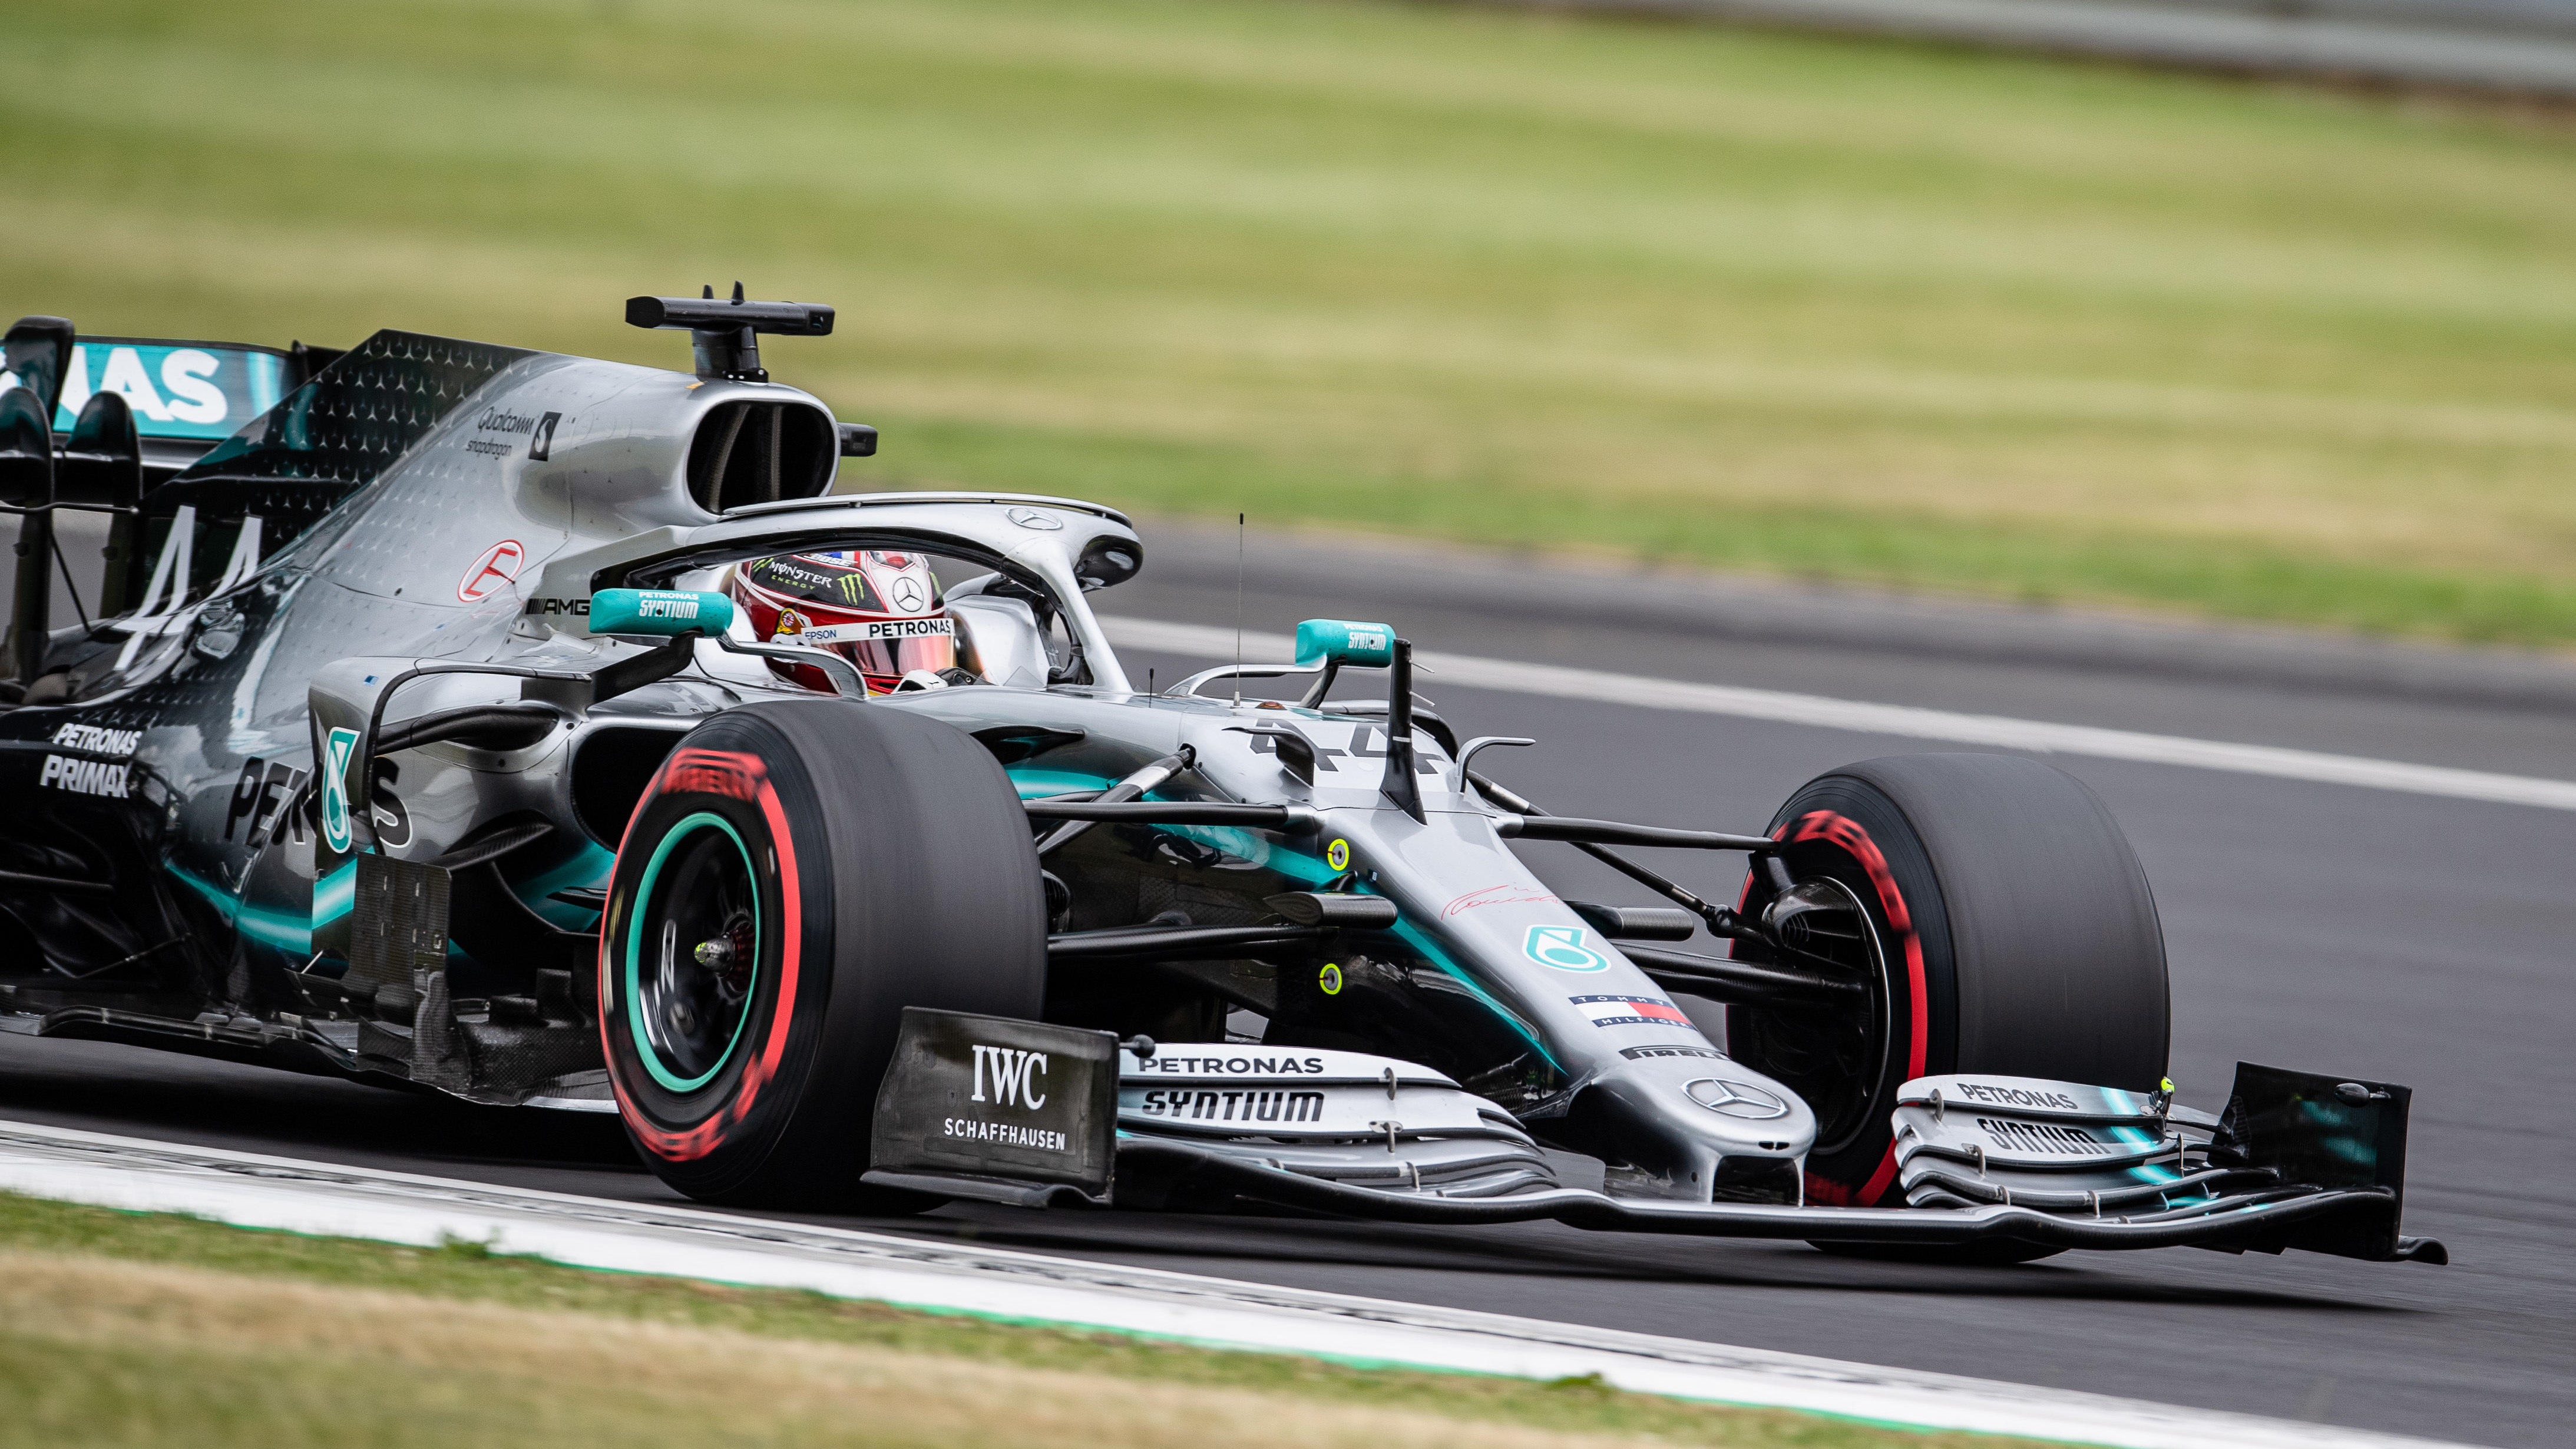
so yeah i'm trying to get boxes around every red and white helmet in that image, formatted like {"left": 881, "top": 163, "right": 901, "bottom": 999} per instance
{"left": 728, "top": 550, "right": 958, "bottom": 694}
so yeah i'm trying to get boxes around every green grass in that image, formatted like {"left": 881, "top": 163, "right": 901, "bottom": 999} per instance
{"left": 5, "top": 0, "right": 2576, "bottom": 641}
{"left": 0, "top": 1193, "right": 2048, "bottom": 1448}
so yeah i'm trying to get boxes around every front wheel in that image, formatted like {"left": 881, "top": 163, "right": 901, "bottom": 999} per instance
{"left": 1727, "top": 753, "right": 2169, "bottom": 1234}
{"left": 599, "top": 699, "right": 1046, "bottom": 1209}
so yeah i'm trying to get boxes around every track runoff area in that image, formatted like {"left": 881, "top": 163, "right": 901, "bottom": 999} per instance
{"left": 0, "top": 1119, "right": 2462, "bottom": 1449}
{"left": 1100, "top": 618, "right": 2576, "bottom": 812}
{"left": 3, "top": 617, "right": 2532, "bottom": 1448}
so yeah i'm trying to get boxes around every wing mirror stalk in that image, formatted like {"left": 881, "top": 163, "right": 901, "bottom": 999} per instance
{"left": 1164, "top": 617, "right": 1393, "bottom": 701}
{"left": 584, "top": 586, "right": 866, "bottom": 700}
{"left": 1378, "top": 636, "right": 1424, "bottom": 822}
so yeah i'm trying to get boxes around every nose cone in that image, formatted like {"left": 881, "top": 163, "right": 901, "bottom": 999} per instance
{"left": 1561, "top": 1051, "right": 1815, "bottom": 1202}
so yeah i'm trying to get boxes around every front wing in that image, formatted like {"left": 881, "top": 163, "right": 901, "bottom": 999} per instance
{"left": 863, "top": 1011, "right": 2445, "bottom": 1265}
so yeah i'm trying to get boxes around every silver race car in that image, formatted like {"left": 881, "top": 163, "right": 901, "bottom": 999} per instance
{"left": 0, "top": 295, "right": 2441, "bottom": 1265}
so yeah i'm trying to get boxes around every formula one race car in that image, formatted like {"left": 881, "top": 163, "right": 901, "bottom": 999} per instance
{"left": 0, "top": 296, "right": 2441, "bottom": 1265}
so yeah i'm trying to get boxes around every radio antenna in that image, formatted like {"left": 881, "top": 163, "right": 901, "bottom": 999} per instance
{"left": 1233, "top": 512, "right": 1245, "bottom": 706}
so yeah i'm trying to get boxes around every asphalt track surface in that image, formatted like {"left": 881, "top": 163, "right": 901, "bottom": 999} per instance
{"left": 4, "top": 540, "right": 2572, "bottom": 1445}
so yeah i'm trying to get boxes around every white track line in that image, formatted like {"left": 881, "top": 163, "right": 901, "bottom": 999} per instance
{"left": 1105, "top": 616, "right": 2576, "bottom": 812}
{"left": 0, "top": 1119, "right": 2458, "bottom": 1449}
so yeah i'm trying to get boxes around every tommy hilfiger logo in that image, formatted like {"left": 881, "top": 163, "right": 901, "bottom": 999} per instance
{"left": 1570, "top": 994, "right": 1694, "bottom": 1028}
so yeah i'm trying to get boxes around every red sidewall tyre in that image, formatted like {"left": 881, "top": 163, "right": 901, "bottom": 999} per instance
{"left": 600, "top": 700, "right": 1045, "bottom": 1208}
{"left": 1729, "top": 753, "right": 2170, "bottom": 1212}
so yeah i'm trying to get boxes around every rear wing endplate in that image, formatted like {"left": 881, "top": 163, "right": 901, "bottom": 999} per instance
{"left": 2, "top": 336, "right": 293, "bottom": 445}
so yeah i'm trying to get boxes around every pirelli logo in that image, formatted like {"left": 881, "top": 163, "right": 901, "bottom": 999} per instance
{"left": 1621, "top": 1044, "right": 1725, "bottom": 1061}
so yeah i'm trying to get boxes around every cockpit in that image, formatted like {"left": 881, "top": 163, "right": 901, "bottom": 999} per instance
{"left": 658, "top": 532, "right": 1122, "bottom": 700}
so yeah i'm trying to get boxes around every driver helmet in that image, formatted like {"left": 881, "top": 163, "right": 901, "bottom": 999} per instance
{"left": 728, "top": 550, "right": 959, "bottom": 694}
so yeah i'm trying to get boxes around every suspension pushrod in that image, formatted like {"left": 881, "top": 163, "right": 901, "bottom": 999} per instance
{"left": 1470, "top": 770, "right": 1740, "bottom": 934}
{"left": 1035, "top": 747, "right": 1193, "bottom": 857}
{"left": 1620, "top": 944, "right": 1862, "bottom": 1010}
{"left": 1023, "top": 800, "right": 1294, "bottom": 828}
{"left": 1047, "top": 922, "right": 1326, "bottom": 961}
{"left": 1493, "top": 815, "right": 1778, "bottom": 853}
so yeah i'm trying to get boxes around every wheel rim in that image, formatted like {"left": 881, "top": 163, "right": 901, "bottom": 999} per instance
{"left": 625, "top": 812, "right": 762, "bottom": 1093}
{"left": 1735, "top": 871, "right": 1892, "bottom": 1157}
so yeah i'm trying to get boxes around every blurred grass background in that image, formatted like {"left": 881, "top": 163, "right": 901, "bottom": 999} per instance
{"left": 5, "top": 0, "right": 2575, "bottom": 642}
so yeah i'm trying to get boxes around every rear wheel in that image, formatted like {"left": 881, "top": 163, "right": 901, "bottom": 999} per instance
{"left": 600, "top": 699, "right": 1046, "bottom": 1209}
{"left": 1726, "top": 753, "right": 2168, "bottom": 1255}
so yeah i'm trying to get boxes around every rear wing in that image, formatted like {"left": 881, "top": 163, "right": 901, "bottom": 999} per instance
{"left": 0, "top": 323, "right": 340, "bottom": 683}
{"left": 1, "top": 337, "right": 294, "bottom": 445}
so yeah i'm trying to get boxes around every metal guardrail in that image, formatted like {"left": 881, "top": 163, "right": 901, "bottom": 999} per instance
{"left": 1510, "top": 0, "right": 2576, "bottom": 95}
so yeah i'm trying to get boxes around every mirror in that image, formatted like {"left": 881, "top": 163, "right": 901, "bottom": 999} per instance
{"left": 588, "top": 588, "right": 735, "bottom": 637}
{"left": 1293, "top": 618, "right": 1393, "bottom": 669}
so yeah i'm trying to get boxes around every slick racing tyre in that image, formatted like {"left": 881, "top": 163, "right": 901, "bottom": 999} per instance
{"left": 1727, "top": 753, "right": 2167, "bottom": 1261}
{"left": 600, "top": 699, "right": 1045, "bottom": 1209}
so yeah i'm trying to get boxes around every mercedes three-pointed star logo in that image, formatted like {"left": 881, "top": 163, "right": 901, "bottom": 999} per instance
{"left": 1684, "top": 1077, "right": 1791, "bottom": 1120}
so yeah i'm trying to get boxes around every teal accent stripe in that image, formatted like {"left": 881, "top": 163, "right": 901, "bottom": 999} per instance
{"left": 624, "top": 813, "right": 759, "bottom": 1094}
{"left": 315, "top": 861, "right": 355, "bottom": 927}
{"left": 1140, "top": 821, "right": 1563, "bottom": 1076}
{"left": 1387, "top": 916, "right": 1562, "bottom": 1074}
{"left": 247, "top": 351, "right": 283, "bottom": 414}
{"left": 511, "top": 841, "right": 615, "bottom": 931}
{"left": 163, "top": 860, "right": 347, "bottom": 956}
{"left": 1017, "top": 772, "right": 1560, "bottom": 1074}
{"left": 1010, "top": 767, "right": 1114, "bottom": 799}
{"left": 2108, "top": 1122, "right": 2183, "bottom": 1185}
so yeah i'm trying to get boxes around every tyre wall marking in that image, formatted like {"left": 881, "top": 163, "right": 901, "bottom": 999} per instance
{"left": 1787, "top": 810, "right": 1927, "bottom": 1208}
{"left": 604, "top": 746, "right": 807, "bottom": 1164}
{"left": 624, "top": 811, "right": 762, "bottom": 1094}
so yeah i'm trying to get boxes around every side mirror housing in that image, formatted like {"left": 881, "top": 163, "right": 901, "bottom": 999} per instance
{"left": 588, "top": 588, "right": 735, "bottom": 637}
{"left": 1293, "top": 618, "right": 1393, "bottom": 669}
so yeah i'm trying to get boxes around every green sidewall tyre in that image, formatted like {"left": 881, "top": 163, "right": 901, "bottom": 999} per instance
{"left": 623, "top": 811, "right": 760, "bottom": 1094}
